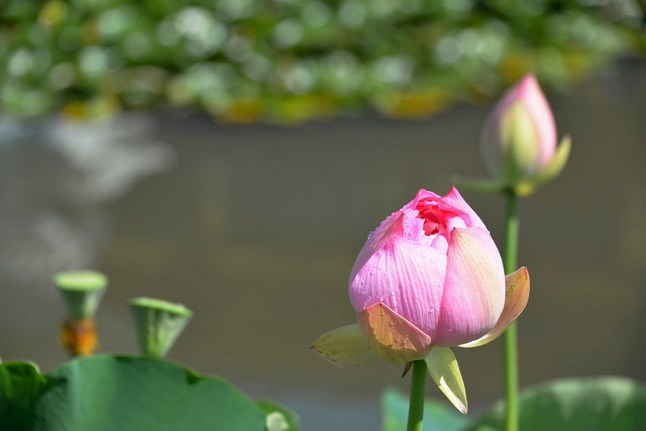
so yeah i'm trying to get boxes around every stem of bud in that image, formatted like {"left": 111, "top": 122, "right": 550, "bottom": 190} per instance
{"left": 503, "top": 190, "right": 520, "bottom": 431}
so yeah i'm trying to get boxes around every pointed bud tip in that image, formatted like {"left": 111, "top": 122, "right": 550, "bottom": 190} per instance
{"left": 518, "top": 73, "right": 540, "bottom": 92}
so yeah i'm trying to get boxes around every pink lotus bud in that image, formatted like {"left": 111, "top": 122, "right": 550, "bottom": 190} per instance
{"left": 479, "top": 74, "right": 570, "bottom": 194}
{"left": 312, "top": 187, "right": 530, "bottom": 412}
{"left": 349, "top": 187, "right": 505, "bottom": 353}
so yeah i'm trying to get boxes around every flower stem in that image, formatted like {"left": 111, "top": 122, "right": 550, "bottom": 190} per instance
{"left": 503, "top": 190, "right": 520, "bottom": 431}
{"left": 407, "top": 360, "right": 427, "bottom": 431}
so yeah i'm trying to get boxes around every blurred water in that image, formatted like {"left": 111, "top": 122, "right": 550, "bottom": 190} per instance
{"left": 1, "top": 60, "right": 645, "bottom": 430}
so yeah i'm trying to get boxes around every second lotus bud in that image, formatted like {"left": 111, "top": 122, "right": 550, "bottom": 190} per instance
{"left": 480, "top": 74, "right": 570, "bottom": 195}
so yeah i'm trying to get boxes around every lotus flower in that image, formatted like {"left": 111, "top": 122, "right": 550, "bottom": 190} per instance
{"left": 462, "top": 74, "right": 570, "bottom": 196}
{"left": 312, "top": 187, "right": 530, "bottom": 413}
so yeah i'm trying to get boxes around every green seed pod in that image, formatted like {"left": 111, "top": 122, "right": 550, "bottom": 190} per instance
{"left": 129, "top": 297, "right": 193, "bottom": 358}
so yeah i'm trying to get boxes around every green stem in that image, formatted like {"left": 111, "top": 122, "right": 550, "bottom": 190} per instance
{"left": 407, "top": 360, "right": 427, "bottom": 431}
{"left": 503, "top": 190, "right": 520, "bottom": 431}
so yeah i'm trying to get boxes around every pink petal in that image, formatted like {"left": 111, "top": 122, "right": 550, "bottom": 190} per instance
{"left": 349, "top": 212, "right": 407, "bottom": 285}
{"left": 459, "top": 267, "right": 530, "bottom": 348}
{"left": 357, "top": 302, "right": 433, "bottom": 363}
{"left": 349, "top": 233, "right": 447, "bottom": 341}
{"left": 515, "top": 75, "right": 556, "bottom": 167}
{"left": 443, "top": 187, "right": 486, "bottom": 230}
{"left": 435, "top": 227, "right": 505, "bottom": 346}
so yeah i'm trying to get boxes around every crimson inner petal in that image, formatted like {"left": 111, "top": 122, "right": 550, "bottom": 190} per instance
{"left": 423, "top": 220, "right": 440, "bottom": 235}
{"left": 415, "top": 199, "right": 464, "bottom": 236}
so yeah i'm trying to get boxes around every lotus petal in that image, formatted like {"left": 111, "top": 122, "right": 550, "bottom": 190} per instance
{"left": 435, "top": 227, "right": 505, "bottom": 346}
{"left": 459, "top": 267, "right": 530, "bottom": 348}
{"left": 357, "top": 302, "right": 432, "bottom": 363}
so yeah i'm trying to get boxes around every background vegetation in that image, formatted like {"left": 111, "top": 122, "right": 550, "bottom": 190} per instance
{"left": 2, "top": 0, "right": 644, "bottom": 122}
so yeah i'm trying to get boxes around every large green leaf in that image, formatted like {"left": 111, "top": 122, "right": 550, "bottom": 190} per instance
{"left": 381, "top": 388, "right": 469, "bottom": 431}
{"left": 31, "top": 355, "right": 266, "bottom": 431}
{"left": 469, "top": 377, "right": 646, "bottom": 431}
{"left": 0, "top": 362, "right": 50, "bottom": 429}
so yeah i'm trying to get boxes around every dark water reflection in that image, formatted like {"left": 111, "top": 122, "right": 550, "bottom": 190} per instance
{"left": 2, "top": 60, "right": 645, "bottom": 430}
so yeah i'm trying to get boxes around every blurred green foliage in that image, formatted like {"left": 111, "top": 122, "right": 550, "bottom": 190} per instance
{"left": 1, "top": 0, "right": 644, "bottom": 122}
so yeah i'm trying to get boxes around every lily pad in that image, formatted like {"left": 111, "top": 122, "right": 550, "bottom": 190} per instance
{"left": 1, "top": 355, "right": 268, "bottom": 431}
{"left": 36, "top": 355, "right": 266, "bottom": 431}
{"left": 0, "top": 361, "right": 51, "bottom": 430}
{"left": 469, "top": 376, "right": 646, "bottom": 431}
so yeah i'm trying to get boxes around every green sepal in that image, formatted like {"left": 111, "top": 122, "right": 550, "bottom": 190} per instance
{"left": 53, "top": 271, "right": 108, "bottom": 320}
{"left": 425, "top": 347, "right": 468, "bottom": 414}
{"left": 515, "top": 135, "right": 571, "bottom": 197}
{"left": 129, "top": 297, "right": 193, "bottom": 358}
{"left": 452, "top": 176, "right": 507, "bottom": 194}
{"left": 457, "top": 135, "right": 571, "bottom": 197}
{"left": 311, "top": 324, "right": 375, "bottom": 368}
